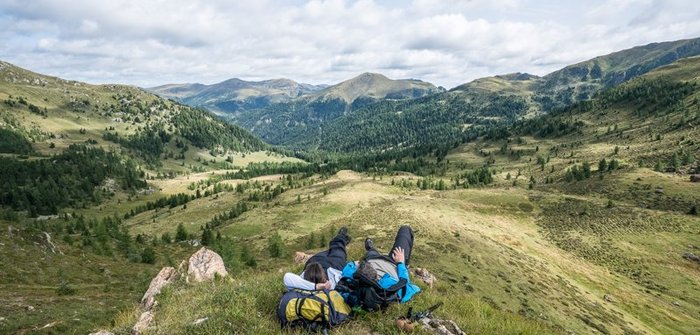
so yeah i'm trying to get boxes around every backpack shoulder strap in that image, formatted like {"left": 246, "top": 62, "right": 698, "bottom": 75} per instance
{"left": 384, "top": 278, "right": 408, "bottom": 293}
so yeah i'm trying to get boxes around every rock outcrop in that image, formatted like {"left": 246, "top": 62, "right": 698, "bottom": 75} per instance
{"left": 141, "top": 267, "right": 178, "bottom": 310}
{"left": 415, "top": 267, "right": 436, "bottom": 288}
{"left": 132, "top": 311, "right": 153, "bottom": 335}
{"left": 187, "top": 247, "right": 228, "bottom": 282}
{"left": 39, "top": 232, "right": 62, "bottom": 254}
{"left": 89, "top": 331, "right": 114, "bottom": 335}
{"left": 683, "top": 252, "right": 700, "bottom": 264}
{"left": 420, "top": 317, "right": 467, "bottom": 335}
{"left": 128, "top": 248, "right": 227, "bottom": 334}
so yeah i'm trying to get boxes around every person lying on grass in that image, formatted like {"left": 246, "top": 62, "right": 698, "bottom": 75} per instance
{"left": 283, "top": 227, "right": 352, "bottom": 291}
{"left": 340, "top": 225, "right": 421, "bottom": 306}
{"left": 284, "top": 226, "right": 420, "bottom": 306}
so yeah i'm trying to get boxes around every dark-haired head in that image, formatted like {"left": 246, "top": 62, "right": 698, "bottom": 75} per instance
{"left": 303, "top": 262, "right": 327, "bottom": 284}
{"left": 357, "top": 261, "right": 378, "bottom": 280}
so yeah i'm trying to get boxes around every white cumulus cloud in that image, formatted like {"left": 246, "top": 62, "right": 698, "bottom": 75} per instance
{"left": 0, "top": 0, "right": 699, "bottom": 88}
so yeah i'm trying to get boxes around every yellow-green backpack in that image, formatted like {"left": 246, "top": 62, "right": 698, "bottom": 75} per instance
{"left": 277, "top": 289, "right": 352, "bottom": 332}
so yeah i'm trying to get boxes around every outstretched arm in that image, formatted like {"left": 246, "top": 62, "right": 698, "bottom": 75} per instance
{"left": 392, "top": 247, "right": 410, "bottom": 280}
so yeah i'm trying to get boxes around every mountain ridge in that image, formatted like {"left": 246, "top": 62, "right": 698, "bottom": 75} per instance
{"left": 148, "top": 77, "right": 326, "bottom": 113}
{"left": 307, "top": 72, "right": 444, "bottom": 103}
{"left": 148, "top": 71, "right": 443, "bottom": 115}
{"left": 452, "top": 37, "right": 700, "bottom": 102}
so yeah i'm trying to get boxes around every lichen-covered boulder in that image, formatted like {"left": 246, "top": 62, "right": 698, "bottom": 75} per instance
{"left": 187, "top": 247, "right": 228, "bottom": 282}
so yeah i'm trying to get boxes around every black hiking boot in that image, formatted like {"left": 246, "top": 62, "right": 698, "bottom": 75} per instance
{"left": 364, "top": 238, "right": 374, "bottom": 251}
{"left": 338, "top": 226, "right": 351, "bottom": 243}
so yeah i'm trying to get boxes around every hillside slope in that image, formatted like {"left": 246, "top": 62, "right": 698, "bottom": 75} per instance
{"left": 0, "top": 60, "right": 307, "bottom": 217}
{"left": 2, "top": 46, "right": 699, "bottom": 335}
{"left": 159, "top": 72, "right": 444, "bottom": 145}
{"left": 0, "top": 61, "right": 302, "bottom": 334}
{"left": 151, "top": 72, "right": 441, "bottom": 116}
{"left": 0, "top": 60, "right": 309, "bottom": 172}
{"left": 452, "top": 37, "right": 700, "bottom": 110}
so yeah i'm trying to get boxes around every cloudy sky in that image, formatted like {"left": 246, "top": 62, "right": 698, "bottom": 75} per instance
{"left": 1, "top": 0, "right": 700, "bottom": 89}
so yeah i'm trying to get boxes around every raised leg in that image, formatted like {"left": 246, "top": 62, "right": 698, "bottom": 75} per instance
{"left": 387, "top": 225, "right": 414, "bottom": 266}
{"left": 306, "top": 228, "right": 351, "bottom": 271}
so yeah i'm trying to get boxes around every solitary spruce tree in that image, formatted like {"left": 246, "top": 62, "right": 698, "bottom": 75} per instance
{"left": 175, "top": 223, "right": 188, "bottom": 242}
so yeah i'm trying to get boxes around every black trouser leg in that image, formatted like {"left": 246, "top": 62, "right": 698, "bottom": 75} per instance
{"left": 306, "top": 231, "right": 350, "bottom": 271}
{"left": 388, "top": 225, "right": 414, "bottom": 266}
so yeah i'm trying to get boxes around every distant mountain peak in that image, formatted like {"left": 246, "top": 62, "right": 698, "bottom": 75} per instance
{"left": 147, "top": 77, "right": 327, "bottom": 112}
{"left": 355, "top": 72, "right": 389, "bottom": 80}
{"left": 314, "top": 72, "right": 442, "bottom": 103}
{"left": 496, "top": 72, "right": 540, "bottom": 81}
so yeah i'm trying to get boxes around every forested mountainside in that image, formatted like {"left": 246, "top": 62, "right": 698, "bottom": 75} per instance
{"left": 149, "top": 72, "right": 442, "bottom": 118}
{"left": 0, "top": 60, "right": 277, "bottom": 216}
{"left": 159, "top": 72, "right": 443, "bottom": 144}
{"left": 235, "top": 37, "right": 700, "bottom": 153}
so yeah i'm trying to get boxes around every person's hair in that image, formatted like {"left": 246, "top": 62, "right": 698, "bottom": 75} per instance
{"left": 303, "top": 262, "right": 327, "bottom": 284}
{"left": 357, "top": 261, "right": 378, "bottom": 280}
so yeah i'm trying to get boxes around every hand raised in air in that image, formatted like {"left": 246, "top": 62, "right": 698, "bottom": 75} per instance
{"left": 392, "top": 246, "right": 405, "bottom": 264}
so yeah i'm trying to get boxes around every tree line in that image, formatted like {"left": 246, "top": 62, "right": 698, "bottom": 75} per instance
{"left": 0, "top": 145, "right": 146, "bottom": 216}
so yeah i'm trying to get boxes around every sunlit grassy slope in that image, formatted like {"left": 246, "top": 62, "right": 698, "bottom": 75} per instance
{"left": 110, "top": 168, "right": 697, "bottom": 335}
{"left": 0, "top": 217, "right": 198, "bottom": 335}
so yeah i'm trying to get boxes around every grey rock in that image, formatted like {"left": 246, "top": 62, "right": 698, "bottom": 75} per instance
{"left": 683, "top": 253, "right": 700, "bottom": 264}
{"left": 131, "top": 311, "right": 153, "bottom": 335}
{"left": 420, "top": 317, "right": 467, "bottom": 335}
{"left": 88, "top": 331, "right": 114, "bottom": 335}
{"left": 187, "top": 247, "right": 228, "bottom": 282}
{"left": 192, "top": 317, "right": 209, "bottom": 325}
{"left": 141, "top": 267, "right": 178, "bottom": 311}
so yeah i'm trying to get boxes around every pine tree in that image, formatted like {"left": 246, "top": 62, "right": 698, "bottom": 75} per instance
{"left": 306, "top": 232, "right": 316, "bottom": 249}
{"left": 241, "top": 244, "right": 257, "bottom": 267}
{"left": 175, "top": 223, "right": 188, "bottom": 242}
{"left": 268, "top": 232, "right": 284, "bottom": 258}
{"left": 598, "top": 159, "right": 607, "bottom": 173}
{"left": 437, "top": 179, "right": 445, "bottom": 190}
{"left": 141, "top": 247, "right": 156, "bottom": 264}
{"left": 318, "top": 232, "right": 327, "bottom": 248}
{"left": 201, "top": 228, "right": 214, "bottom": 246}
{"left": 582, "top": 162, "right": 592, "bottom": 179}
